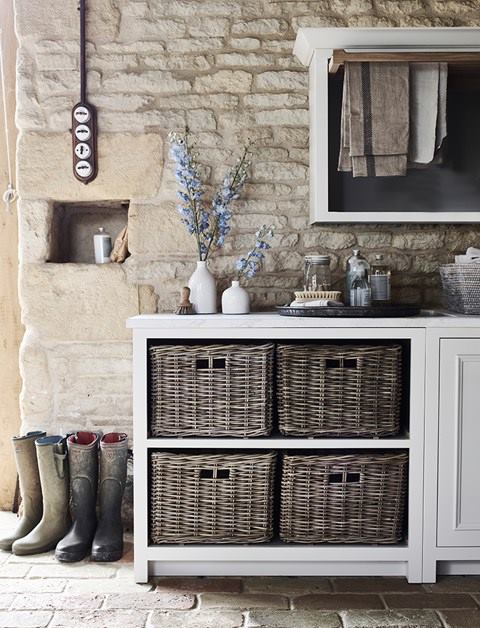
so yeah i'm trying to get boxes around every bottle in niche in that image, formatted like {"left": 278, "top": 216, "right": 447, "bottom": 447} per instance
{"left": 371, "top": 254, "right": 391, "bottom": 303}
{"left": 94, "top": 227, "right": 112, "bottom": 264}
{"left": 350, "top": 274, "right": 371, "bottom": 306}
{"left": 345, "top": 249, "right": 370, "bottom": 306}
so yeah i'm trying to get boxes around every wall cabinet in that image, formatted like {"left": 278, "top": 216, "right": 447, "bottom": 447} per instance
{"left": 437, "top": 339, "right": 480, "bottom": 548}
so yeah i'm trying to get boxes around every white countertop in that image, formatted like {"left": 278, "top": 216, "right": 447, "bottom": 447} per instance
{"left": 127, "top": 310, "right": 480, "bottom": 329}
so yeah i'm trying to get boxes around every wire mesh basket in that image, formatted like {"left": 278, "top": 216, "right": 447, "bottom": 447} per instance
{"left": 440, "top": 264, "right": 480, "bottom": 315}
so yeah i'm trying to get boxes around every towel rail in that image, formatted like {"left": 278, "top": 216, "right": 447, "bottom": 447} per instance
{"left": 328, "top": 49, "right": 480, "bottom": 73}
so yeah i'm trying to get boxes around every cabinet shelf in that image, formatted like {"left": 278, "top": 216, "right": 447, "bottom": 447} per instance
{"left": 146, "top": 434, "right": 410, "bottom": 450}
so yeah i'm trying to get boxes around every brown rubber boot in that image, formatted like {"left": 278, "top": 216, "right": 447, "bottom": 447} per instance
{"left": 55, "top": 432, "right": 99, "bottom": 562}
{"left": 0, "top": 431, "right": 46, "bottom": 552}
{"left": 12, "top": 435, "right": 71, "bottom": 556}
{"left": 91, "top": 433, "right": 128, "bottom": 562}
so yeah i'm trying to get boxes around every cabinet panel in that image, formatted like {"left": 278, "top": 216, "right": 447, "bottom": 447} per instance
{"left": 438, "top": 338, "right": 480, "bottom": 547}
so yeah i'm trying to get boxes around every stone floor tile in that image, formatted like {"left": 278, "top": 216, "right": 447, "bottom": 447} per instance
{"left": 293, "top": 594, "right": 384, "bottom": 610}
{"left": 0, "top": 610, "right": 53, "bottom": 628}
{"left": 439, "top": 609, "right": 480, "bottom": 628}
{"left": 247, "top": 609, "right": 342, "bottom": 627}
{"left": 11, "top": 593, "right": 104, "bottom": 610}
{"left": 341, "top": 609, "right": 443, "bottom": 627}
{"left": 28, "top": 562, "right": 117, "bottom": 579}
{"left": 148, "top": 610, "right": 244, "bottom": 628}
{"left": 50, "top": 610, "right": 148, "bottom": 628}
{"left": 0, "top": 593, "right": 15, "bottom": 609}
{"left": 0, "top": 550, "right": 10, "bottom": 565}
{"left": 425, "top": 576, "right": 480, "bottom": 593}
{"left": 7, "top": 551, "right": 58, "bottom": 564}
{"left": 383, "top": 593, "right": 477, "bottom": 609}
{"left": 332, "top": 577, "right": 424, "bottom": 593}
{"left": 0, "top": 563, "right": 31, "bottom": 578}
{"left": 0, "top": 578, "right": 67, "bottom": 593}
{"left": 243, "top": 576, "right": 332, "bottom": 595}
{"left": 104, "top": 592, "right": 195, "bottom": 610}
{"left": 200, "top": 593, "right": 289, "bottom": 610}
{"left": 64, "top": 577, "right": 153, "bottom": 594}
{"left": 154, "top": 576, "right": 243, "bottom": 594}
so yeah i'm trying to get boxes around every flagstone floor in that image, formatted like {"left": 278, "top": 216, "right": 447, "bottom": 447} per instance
{"left": 1, "top": 512, "right": 480, "bottom": 628}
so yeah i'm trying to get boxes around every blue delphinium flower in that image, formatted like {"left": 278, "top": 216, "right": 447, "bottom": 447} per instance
{"left": 236, "top": 225, "right": 275, "bottom": 280}
{"left": 169, "top": 128, "right": 252, "bottom": 261}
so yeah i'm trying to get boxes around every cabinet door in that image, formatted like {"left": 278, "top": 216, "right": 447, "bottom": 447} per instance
{"left": 438, "top": 338, "right": 480, "bottom": 547}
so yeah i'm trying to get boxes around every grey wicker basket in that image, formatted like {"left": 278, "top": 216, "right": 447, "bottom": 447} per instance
{"left": 150, "top": 451, "right": 276, "bottom": 544}
{"left": 149, "top": 343, "right": 274, "bottom": 437}
{"left": 280, "top": 452, "right": 408, "bottom": 544}
{"left": 277, "top": 344, "right": 402, "bottom": 437}
{"left": 440, "top": 264, "right": 480, "bottom": 315}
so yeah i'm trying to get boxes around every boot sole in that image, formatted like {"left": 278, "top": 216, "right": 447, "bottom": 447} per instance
{"left": 55, "top": 549, "right": 89, "bottom": 563}
{"left": 91, "top": 550, "right": 122, "bottom": 562}
{"left": 12, "top": 541, "right": 58, "bottom": 556}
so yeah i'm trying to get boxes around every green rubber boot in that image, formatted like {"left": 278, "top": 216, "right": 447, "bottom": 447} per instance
{"left": 12, "top": 435, "right": 71, "bottom": 556}
{"left": 0, "top": 431, "right": 46, "bottom": 552}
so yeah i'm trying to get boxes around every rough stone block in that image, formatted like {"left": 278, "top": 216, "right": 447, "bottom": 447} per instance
{"left": 254, "top": 70, "right": 308, "bottom": 91}
{"left": 392, "top": 232, "right": 445, "bottom": 250}
{"left": 18, "top": 200, "right": 54, "bottom": 263}
{"left": 195, "top": 70, "right": 253, "bottom": 93}
{"left": 20, "top": 264, "right": 155, "bottom": 342}
{"left": 303, "top": 230, "right": 356, "bottom": 250}
{"left": 188, "top": 17, "right": 230, "bottom": 36}
{"left": 232, "top": 18, "right": 289, "bottom": 36}
{"left": 103, "top": 71, "right": 191, "bottom": 94}
{"left": 18, "top": 133, "right": 162, "bottom": 201}
{"left": 255, "top": 108, "right": 308, "bottom": 126}
{"left": 342, "top": 609, "right": 442, "bottom": 627}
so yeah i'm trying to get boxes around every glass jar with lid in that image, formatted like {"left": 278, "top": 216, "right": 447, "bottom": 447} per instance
{"left": 304, "top": 255, "right": 331, "bottom": 292}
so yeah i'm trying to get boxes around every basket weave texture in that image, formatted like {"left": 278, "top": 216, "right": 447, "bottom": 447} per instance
{"left": 280, "top": 452, "right": 408, "bottom": 544}
{"left": 150, "top": 451, "right": 276, "bottom": 544}
{"left": 277, "top": 344, "right": 402, "bottom": 437}
{"left": 440, "top": 264, "right": 480, "bottom": 314}
{"left": 149, "top": 343, "right": 274, "bottom": 437}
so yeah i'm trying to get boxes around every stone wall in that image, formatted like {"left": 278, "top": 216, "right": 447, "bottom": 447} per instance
{"left": 14, "top": 0, "right": 480, "bottom": 436}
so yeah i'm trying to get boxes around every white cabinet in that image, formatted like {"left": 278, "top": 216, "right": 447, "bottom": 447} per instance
{"left": 437, "top": 338, "right": 480, "bottom": 547}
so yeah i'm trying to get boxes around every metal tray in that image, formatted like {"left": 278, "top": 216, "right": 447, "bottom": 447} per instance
{"left": 276, "top": 303, "right": 421, "bottom": 318}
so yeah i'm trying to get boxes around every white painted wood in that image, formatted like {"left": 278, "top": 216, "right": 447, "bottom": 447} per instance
{"left": 437, "top": 339, "right": 480, "bottom": 547}
{"left": 146, "top": 437, "right": 410, "bottom": 449}
{"left": 293, "top": 27, "right": 480, "bottom": 224}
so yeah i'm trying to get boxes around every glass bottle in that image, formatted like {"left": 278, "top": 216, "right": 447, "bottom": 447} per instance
{"left": 345, "top": 249, "right": 370, "bottom": 306}
{"left": 350, "top": 274, "right": 371, "bottom": 306}
{"left": 93, "top": 227, "right": 112, "bottom": 264}
{"left": 370, "top": 254, "right": 391, "bottom": 303}
{"left": 304, "top": 255, "right": 331, "bottom": 292}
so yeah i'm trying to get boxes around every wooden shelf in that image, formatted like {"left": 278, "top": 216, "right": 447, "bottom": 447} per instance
{"left": 146, "top": 434, "right": 410, "bottom": 449}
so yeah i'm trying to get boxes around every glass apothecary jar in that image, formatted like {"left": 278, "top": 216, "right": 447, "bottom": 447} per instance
{"left": 304, "top": 255, "right": 331, "bottom": 292}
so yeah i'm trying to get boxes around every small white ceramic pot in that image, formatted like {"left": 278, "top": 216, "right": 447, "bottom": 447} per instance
{"left": 188, "top": 261, "right": 217, "bottom": 314}
{"left": 221, "top": 280, "right": 250, "bottom": 315}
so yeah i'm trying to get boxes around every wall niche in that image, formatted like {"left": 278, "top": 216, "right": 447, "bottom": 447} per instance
{"left": 49, "top": 200, "right": 129, "bottom": 264}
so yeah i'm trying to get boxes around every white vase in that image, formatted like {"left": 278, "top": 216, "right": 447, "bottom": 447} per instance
{"left": 188, "top": 261, "right": 217, "bottom": 314}
{"left": 222, "top": 280, "right": 250, "bottom": 315}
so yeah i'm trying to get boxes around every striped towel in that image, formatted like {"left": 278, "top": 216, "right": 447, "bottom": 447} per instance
{"left": 338, "top": 62, "right": 410, "bottom": 177}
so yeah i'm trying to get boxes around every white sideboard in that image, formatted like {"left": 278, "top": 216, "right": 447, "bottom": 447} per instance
{"left": 127, "top": 312, "right": 480, "bottom": 583}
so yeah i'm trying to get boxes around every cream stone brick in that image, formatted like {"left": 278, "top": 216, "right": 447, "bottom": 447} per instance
{"left": 375, "top": 0, "right": 423, "bottom": 15}
{"left": 273, "top": 127, "right": 309, "bottom": 146}
{"left": 264, "top": 250, "right": 304, "bottom": 273}
{"left": 159, "top": 94, "right": 239, "bottom": 110}
{"left": 392, "top": 232, "right": 445, "bottom": 250}
{"left": 429, "top": 0, "right": 479, "bottom": 15}
{"left": 118, "top": 17, "right": 186, "bottom": 42}
{"left": 36, "top": 54, "right": 77, "bottom": 71}
{"left": 195, "top": 70, "right": 253, "bottom": 93}
{"left": 347, "top": 15, "right": 397, "bottom": 26}
{"left": 165, "top": 37, "right": 225, "bottom": 53}
{"left": 255, "top": 70, "right": 308, "bottom": 91}
{"left": 188, "top": 17, "right": 230, "bottom": 36}
{"left": 356, "top": 232, "right": 393, "bottom": 248}
{"left": 15, "top": 0, "right": 120, "bottom": 43}
{"left": 254, "top": 161, "right": 308, "bottom": 181}
{"left": 215, "top": 52, "right": 274, "bottom": 67}
{"left": 187, "top": 109, "right": 217, "bottom": 131}
{"left": 153, "top": 0, "right": 242, "bottom": 18}
{"left": 128, "top": 203, "right": 197, "bottom": 258}
{"left": 90, "top": 54, "right": 138, "bottom": 72}
{"left": 232, "top": 18, "right": 289, "bottom": 36}
{"left": 19, "top": 264, "right": 155, "bottom": 342}
{"left": 292, "top": 16, "right": 348, "bottom": 29}
{"left": 18, "top": 200, "right": 53, "bottom": 263}
{"left": 261, "top": 39, "right": 295, "bottom": 52}
{"left": 18, "top": 133, "right": 162, "bottom": 200}
{"left": 90, "top": 94, "right": 155, "bottom": 112}
{"left": 303, "top": 230, "right": 356, "bottom": 250}
{"left": 90, "top": 109, "right": 186, "bottom": 133}
{"left": 255, "top": 108, "right": 309, "bottom": 126}
{"left": 16, "top": 92, "right": 46, "bottom": 131}
{"left": 143, "top": 55, "right": 211, "bottom": 71}
{"left": 330, "top": 0, "right": 374, "bottom": 14}
{"left": 103, "top": 71, "right": 191, "bottom": 94}
{"left": 233, "top": 213, "right": 288, "bottom": 230}
{"left": 19, "top": 333, "right": 53, "bottom": 421}
{"left": 99, "top": 41, "right": 165, "bottom": 54}
{"left": 35, "top": 70, "right": 101, "bottom": 99}
{"left": 231, "top": 38, "right": 261, "bottom": 50}
{"left": 244, "top": 93, "right": 307, "bottom": 108}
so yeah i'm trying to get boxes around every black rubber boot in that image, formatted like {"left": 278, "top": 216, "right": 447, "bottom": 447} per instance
{"left": 55, "top": 432, "right": 99, "bottom": 562}
{"left": 91, "top": 433, "right": 128, "bottom": 562}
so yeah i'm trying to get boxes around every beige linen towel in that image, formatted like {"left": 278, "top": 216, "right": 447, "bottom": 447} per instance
{"left": 339, "top": 62, "right": 410, "bottom": 177}
{"left": 408, "top": 62, "right": 448, "bottom": 164}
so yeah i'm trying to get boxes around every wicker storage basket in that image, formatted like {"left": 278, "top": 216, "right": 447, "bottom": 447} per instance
{"left": 150, "top": 451, "right": 276, "bottom": 544}
{"left": 280, "top": 452, "right": 408, "bottom": 544}
{"left": 149, "top": 343, "right": 274, "bottom": 437}
{"left": 277, "top": 344, "right": 402, "bottom": 437}
{"left": 440, "top": 264, "right": 480, "bottom": 315}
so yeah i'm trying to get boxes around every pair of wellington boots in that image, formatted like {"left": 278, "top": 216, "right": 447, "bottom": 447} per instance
{"left": 55, "top": 431, "right": 128, "bottom": 563}
{"left": 0, "top": 432, "right": 71, "bottom": 555}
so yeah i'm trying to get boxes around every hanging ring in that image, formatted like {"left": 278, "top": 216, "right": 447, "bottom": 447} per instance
{"left": 3, "top": 182, "right": 17, "bottom": 210}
